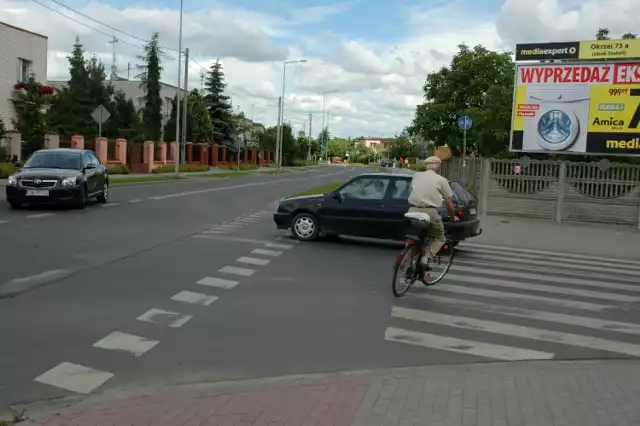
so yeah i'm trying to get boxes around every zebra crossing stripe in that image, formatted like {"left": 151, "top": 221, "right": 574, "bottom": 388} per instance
{"left": 460, "top": 246, "right": 640, "bottom": 274}
{"left": 429, "top": 285, "right": 613, "bottom": 311}
{"left": 444, "top": 273, "right": 639, "bottom": 303}
{"left": 384, "top": 327, "right": 555, "bottom": 361}
{"left": 390, "top": 307, "right": 640, "bottom": 357}
{"left": 450, "top": 264, "right": 640, "bottom": 293}
{"left": 461, "top": 242, "right": 640, "bottom": 265}
{"left": 409, "top": 293, "right": 640, "bottom": 336}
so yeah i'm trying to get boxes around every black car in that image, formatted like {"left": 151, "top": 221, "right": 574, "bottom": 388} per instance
{"left": 5, "top": 148, "right": 109, "bottom": 209}
{"left": 380, "top": 159, "right": 393, "bottom": 167}
{"left": 273, "top": 172, "right": 481, "bottom": 244}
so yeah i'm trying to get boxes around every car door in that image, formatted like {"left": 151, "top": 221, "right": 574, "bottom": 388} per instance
{"left": 318, "top": 177, "right": 391, "bottom": 237}
{"left": 88, "top": 151, "right": 106, "bottom": 192}
{"left": 385, "top": 177, "right": 413, "bottom": 240}
{"left": 82, "top": 151, "right": 100, "bottom": 195}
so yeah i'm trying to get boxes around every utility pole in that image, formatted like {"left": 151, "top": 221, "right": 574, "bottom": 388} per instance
{"left": 250, "top": 104, "right": 255, "bottom": 146}
{"left": 174, "top": 2, "right": 184, "bottom": 173}
{"left": 275, "top": 97, "right": 282, "bottom": 168}
{"left": 307, "top": 113, "right": 312, "bottom": 160}
{"left": 181, "top": 48, "right": 189, "bottom": 163}
{"left": 321, "top": 96, "right": 325, "bottom": 161}
{"left": 200, "top": 72, "right": 205, "bottom": 93}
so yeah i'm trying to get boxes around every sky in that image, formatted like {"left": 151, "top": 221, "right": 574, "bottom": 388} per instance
{"left": 1, "top": 0, "right": 639, "bottom": 138}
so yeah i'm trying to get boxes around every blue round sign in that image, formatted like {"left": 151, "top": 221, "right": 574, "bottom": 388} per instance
{"left": 458, "top": 116, "right": 472, "bottom": 130}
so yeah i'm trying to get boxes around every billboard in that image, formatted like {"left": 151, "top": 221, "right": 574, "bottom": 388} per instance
{"left": 515, "top": 39, "right": 640, "bottom": 61}
{"left": 509, "top": 62, "right": 640, "bottom": 155}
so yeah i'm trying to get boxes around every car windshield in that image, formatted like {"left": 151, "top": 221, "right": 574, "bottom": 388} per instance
{"left": 22, "top": 151, "right": 82, "bottom": 170}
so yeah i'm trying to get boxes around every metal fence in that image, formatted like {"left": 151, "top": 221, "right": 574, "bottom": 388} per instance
{"left": 440, "top": 157, "right": 640, "bottom": 229}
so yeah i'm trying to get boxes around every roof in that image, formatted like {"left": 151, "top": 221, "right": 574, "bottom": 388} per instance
{"left": 0, "top": 21, "right": 47, "bottom": 39}
{"left": 358, "top": 172, "right": 412, "bottom": 178}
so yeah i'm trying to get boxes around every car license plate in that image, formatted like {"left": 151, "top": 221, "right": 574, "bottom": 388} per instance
{"left": 26, "top": 189, "right": 49, "bottom": 196}
{"left": 469, "top": 208, "right": 477, "bottom": 215}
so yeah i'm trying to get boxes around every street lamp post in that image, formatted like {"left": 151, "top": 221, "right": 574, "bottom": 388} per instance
{"left": 320, "top": 90, "right": 337, "bottom": 163}
{"left": 174, "top": 0, "right": 184, "bottom": 173}
{"left": 277, "top": 59, "right": 307, "bottom": 168}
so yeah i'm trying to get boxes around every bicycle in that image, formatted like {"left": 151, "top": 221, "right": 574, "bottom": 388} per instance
{"left": 392, "top": 211, "right": 455, "bottom": 297}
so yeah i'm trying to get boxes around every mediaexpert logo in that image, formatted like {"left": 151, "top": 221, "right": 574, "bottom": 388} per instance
{"left": 515, "top": 42, "right": 580, "bottom": 61}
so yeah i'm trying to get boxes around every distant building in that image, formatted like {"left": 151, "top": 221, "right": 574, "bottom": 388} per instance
{"left": 359, "top": 137, "right": 394, "bottom": 152}
{"left": 47, "top": 79, "right": 187, "bottom": 140}
{"left": 0, "top": 21, "right": 48, "bottom": 126}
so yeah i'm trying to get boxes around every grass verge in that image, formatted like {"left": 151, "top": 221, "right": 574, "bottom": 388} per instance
{"left": 193, "top": 172, "right": 250, "bottom": 178}
{"left": 0, "top": 409, "right": 26, "bottom": 425}
{"left": 110, "top": 176, "right": 185, "bottom": 185}
{"left": 287, "top": 182, "right": 341, "bottom": 198}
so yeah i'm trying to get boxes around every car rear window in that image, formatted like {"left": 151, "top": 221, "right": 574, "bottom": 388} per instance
{"left": 449, "top": 182, "right": 474, "bottom": 203}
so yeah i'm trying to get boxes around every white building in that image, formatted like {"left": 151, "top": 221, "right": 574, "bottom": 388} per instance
{"left": 0, "top": 21, "right": 48, "bottom": 126}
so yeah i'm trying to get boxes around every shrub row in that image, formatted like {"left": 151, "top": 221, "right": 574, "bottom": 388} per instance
{"left": 0, "top": 163, "right": 19, "bottom": 178}
{"left": 153, "top": 164, "right": 210, "bottom": 173}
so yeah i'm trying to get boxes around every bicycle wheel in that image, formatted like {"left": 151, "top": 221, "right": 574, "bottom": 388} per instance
{"left": 392, "top": 245, "right": 420, "bottom": 297}
{"left": 422, "top": 239, "right": 455, "bottom": 286}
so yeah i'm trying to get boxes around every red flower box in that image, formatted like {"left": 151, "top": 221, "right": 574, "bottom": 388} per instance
{"left": 14, "top": 81, "right": 54, "bottom": 94}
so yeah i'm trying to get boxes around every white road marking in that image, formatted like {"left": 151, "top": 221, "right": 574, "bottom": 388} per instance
{"left": 458, "top": 251, "right": 640, "bottom": 279}
{"left": 236, "top": 256, "right": 270, "bottom": 266}
{"left": 265, "top": 242, "right": 294, "bottom": 249}
{"left": 465, "top": 246, "right": 640, "bottom": 274}
{"left": 216, "top": 224, "right": 243, "bottom": 229}
{"left": 93, "top": 331, "right": 159, "bottom": 356}
{"left": 26, "top": 213, "right": 54, "bottom": 219}
{"left": 194, "top": 235, "right": 273, "bottom": 244}
{"left": 8, "top": 269, "right": 71, "bottom": 285}
{"left": 0, "top": 220, "right": 9, "bottom": 224}
{"left": 445, "top": 273, "right": 639, "bottom": 303}
{"left": 251, "top": 248, "right": 282, "bottom": 257}
{"left": 462, "top": 242, "right": 640, "bottom": 266}
{"left": 147, "top": 178, "right": 311, "bottom": 200}
{"left": 171, "top": 290, "right": 219, "bottom": 306}
{"left": 219, "top": 265, "right": 256, "bottom": 276}
{"left": 202, "top": 230, "right": 229, "bottom": 234}
{"left": 409, "top": 293, "right": 640, "bottom": 336}
{"left": 128, "top": 199, "right": 143, "bottom": 203}
{"left": 391, "top": 307, "right": 640, "bottom": 357}
{"left": 137, "top": 308, "right": 192, "bottom": 328}
{"left": 196, "top": 276, "right": 239, "bottom": 289}
{"left": 435, "top": 285, "right": 612, "bottom": 311}
{"left": 450, "top": 264, "right": 640, "bottom": 293}
{"left": 34, "top": 362, "right": 114, "bottom": 394}
{"left": 384, "top": 327, "right": 554, "bottom": 360}
{"left": 100, "top": 203, "right": 120, "bottom": 207}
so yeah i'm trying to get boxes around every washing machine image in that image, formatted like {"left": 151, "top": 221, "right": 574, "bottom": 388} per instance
{"left": 521, "top": 85, "right": 591, "bottom": 152}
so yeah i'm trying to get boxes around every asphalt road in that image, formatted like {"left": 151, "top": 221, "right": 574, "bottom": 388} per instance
{"left": 2, "top": 164, "right": 640, "bottom": 411}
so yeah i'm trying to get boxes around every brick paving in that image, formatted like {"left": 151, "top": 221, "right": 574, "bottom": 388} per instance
{"left": 15, "top": 360, "right": 640, "bottom": 426}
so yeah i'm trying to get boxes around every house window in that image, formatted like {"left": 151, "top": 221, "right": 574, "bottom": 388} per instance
{"left": 17, "top": 59, "right": 32, "bottom": 83}
{"left": 165, "top": 97, "right": 172, "bottom": 116}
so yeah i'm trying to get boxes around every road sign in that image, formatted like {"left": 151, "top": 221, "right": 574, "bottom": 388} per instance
{"left": 91, "top": 105, "right": 110, "bottom": 125}
{"left": 458, "top": 115, "right": 472, "bottom": 129}
{"left": 91, "top": 105, "right": 111, "bottom": 138}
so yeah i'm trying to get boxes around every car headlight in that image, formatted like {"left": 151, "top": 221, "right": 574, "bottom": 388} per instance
{"left": 7, "top": 175, "right": 18, "bottom": 186}
{"left": 62, "top": 177, "right": 79, "bottom": 187}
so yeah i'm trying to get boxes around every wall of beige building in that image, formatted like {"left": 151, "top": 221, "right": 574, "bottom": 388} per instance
{"left": 0, "top": 21, "right": 48, "bottom": 128}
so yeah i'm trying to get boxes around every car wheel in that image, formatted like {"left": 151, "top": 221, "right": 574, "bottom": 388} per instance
{"left": 97, "top": 181, "right": 108, "bottom": 203}
{"left": 8, "top": 201, "right": 21, "bottom": 210}
{"left": 76, "top": 184, "right": 87, "bottom": 209}
{"left": 291, "top": 213, "right": 320, "bottom": 241}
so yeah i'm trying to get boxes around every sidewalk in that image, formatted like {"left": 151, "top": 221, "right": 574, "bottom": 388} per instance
{"left": 12, "top": 360, "right": 640, "bottom": 425}
{"left": 473, "top": 214, "right": 640, "bottom": 260}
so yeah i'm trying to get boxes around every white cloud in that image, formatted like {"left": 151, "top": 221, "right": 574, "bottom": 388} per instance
{"left": 4, "top": 0, "right": 639, "bottom": 138}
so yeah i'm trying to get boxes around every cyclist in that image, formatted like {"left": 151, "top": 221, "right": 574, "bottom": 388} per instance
{"left": 407, "top": 156, "right": 459, "bottom": 269}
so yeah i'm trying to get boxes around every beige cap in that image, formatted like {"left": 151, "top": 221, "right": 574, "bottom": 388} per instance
{"left": 423, "top": 156, "right": 442, "bottom": 164}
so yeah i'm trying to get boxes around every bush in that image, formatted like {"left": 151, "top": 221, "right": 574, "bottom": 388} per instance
{"left": 262, "top": 162, "right": 278, "bottom": 168}
{"left": 216, "top": 163, "right": 259, "bottom": 171}
{"left": 292, "top": 159, "right": 316, "bottom": 167}
{"left": 409, "top": 163, "right": 426, "bottom": 172}
{"left": 106, "top": 164, "right": 130, "bottom": 174}
{"left": 152, "top": 164, "right": 210, "bottom": 173}
{"left": 0, "top": 163, "right": 19, "bottom": 178}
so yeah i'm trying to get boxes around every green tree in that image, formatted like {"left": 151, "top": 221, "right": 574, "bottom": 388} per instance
{"left": 203, "top": 59, "right": 235, "bottom": 144}
{"left": 596, "top": 28, "right": 637, "bottom": 40}
{"left": 107, "top": 91, "right": 139, "bottom": 139}
{"left": 86, "top": 56, "right": 115, "bottom": 137}
{"left": 13, "top": 76, "right": 52, "bottom": 156}
{"left": 137, "top": 32, "right": 163, "bottom": 141}
{"left": 409, "top": 43, "right": 514, "bottom": 156}
{"left": 389, "top": 131, "right": 419, "bottom": 159}
{"left": 163, "top": 90, "right": 214, "bottom": 143}
{"left": 327, "top": 137, "right": 351, "bottom": 157}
